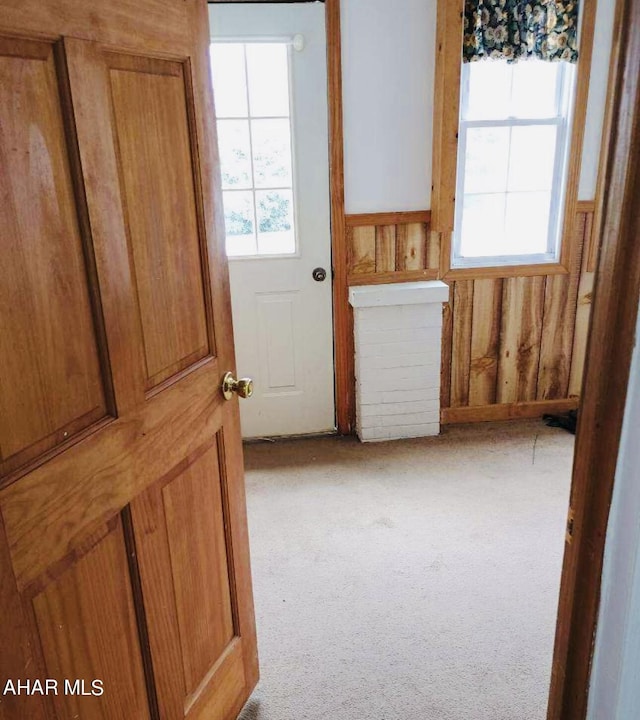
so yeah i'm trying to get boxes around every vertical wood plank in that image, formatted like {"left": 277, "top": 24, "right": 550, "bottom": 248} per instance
{"left": 496, "top": 276, "right": 545, "bottom": 403}
{"left": 440, "top": 287, "right": 454, "bottom": 409}
{"left": 428, "top": 229, "right": 441, "bottom": 272}
{"left": 537, "top": 215, "right": 586, "bottom": 400}
{"left": 375, "top": 225, "right": 396, "bottom": 272}
{"left": 568, "top": 215, "right": 595, "bottom": 397}
{"left": 468, "top": 279, "right": 503, "bottom": 406}
{"left": 350, "top": 226, "right": 376, "bottom": 274}
{"left": 396, "top": 223, "right": 426, "bottom": 271}
{"left": 450, "top": 280, "right": 474, "bottom": 407}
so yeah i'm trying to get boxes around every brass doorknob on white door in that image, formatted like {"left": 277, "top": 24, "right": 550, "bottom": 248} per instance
{"left": 222, "top": 371, "right": 254, "bottom": 400}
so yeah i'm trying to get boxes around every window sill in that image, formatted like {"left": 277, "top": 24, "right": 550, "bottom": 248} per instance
{"left": 443, "top": 261, "right": 569, "bottom": 281}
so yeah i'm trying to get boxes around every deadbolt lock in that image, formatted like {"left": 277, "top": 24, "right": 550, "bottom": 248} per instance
{"left": 222, "top": 371, "right": 254, "bottom": 400}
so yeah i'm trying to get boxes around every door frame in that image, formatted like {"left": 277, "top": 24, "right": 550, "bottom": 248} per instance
{"left": 547, "top": 0, "right": 640, "bottom": 715}
{"left": 210, "top": 5, "right": 640, "bottom": 716}
{"left": 209, "top": 0, "right": 352, "bottom": 435}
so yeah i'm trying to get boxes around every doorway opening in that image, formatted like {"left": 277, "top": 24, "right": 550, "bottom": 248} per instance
{"left": 209, "top": 2, "right": 336, "bottom": 439}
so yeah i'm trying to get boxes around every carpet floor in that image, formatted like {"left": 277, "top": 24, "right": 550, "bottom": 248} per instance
{"left": 237, "top": 420, "right": 573, "bottom": 720}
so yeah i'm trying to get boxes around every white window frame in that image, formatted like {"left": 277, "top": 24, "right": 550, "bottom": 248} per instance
{"left": 210, "top": 37, "right": 300, "bottom": 260}
{"left": 452, "top": 60, "right": 576, "bottom": 269}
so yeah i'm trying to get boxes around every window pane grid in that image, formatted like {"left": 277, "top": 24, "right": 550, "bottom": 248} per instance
{"left": 454, "top": 59, "right": 575, "bottom": 265}
{"left": 211, "top": 41, "right": 296, "bottom": 257}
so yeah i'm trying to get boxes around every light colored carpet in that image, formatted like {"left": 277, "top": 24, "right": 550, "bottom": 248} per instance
{"left": 238, "top": 420, "right": 573, "bottom": 720}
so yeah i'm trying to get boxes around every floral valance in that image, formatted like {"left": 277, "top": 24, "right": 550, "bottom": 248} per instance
{"left": 463, "top": 0, "right": 580, "bottom": 63}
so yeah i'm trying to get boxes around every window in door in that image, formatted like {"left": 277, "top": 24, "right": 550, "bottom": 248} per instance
{"left": 210, "top": 42, "right": 297, "bottom": 257}
{"left": 453, "top": 58, "right": 576, "bottom": 267}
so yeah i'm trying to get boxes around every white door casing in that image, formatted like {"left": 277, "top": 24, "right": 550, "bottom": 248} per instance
{"left": 209, "top": 2, "right": 335, "bottom": 438}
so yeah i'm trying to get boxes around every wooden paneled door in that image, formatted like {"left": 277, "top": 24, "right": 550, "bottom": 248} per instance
{"left": 0, "top": 2, "right": 258, "bottom": 719}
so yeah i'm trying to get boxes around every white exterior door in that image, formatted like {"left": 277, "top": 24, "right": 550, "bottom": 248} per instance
{"left": 209, "top": 3, "right": 335, "bottom": 438}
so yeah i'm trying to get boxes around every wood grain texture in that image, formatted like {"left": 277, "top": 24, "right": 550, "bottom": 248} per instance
{"left": 430, "top": 0, "right": 462, "bottom": 235}
{"left": 548, "top": 0, "right": 640, "bottom": 714}
{"left": 468, "top": 279, "right": 503, "bottom": 407}
{"left": 442, "top": 398, "right": 579, "bottom": 424}
{"left": 0, "top": 37, "right": 108, "bottom": 478}
{"left": 162, "top": 444, "right": 235, "bottom": 696}
{"left": 350, "top": 226, "right": 376, "bottom": 275}
{"left": 0, "top": 513, "right": 48, "bottom": 720}
{"left": 348, "top": 269, "right": 439, "bottom": 286}
{"left": 0, "top": 4, "right": 258, "bottom": 719}
{"left": 396, "top": 223, "right": 427, "bottom": 271}
{"left": 345, "top": 210, "right": 430, "bottom": 226}
{"left": 325, "top": 0, "right": 352, "bottom": 434}
{"left": 108, "top": 53, "right": 211, "bottom": 389}
{"left": 32, "top": 519, "right": 149, "bottom": 720}
{"left": 374, "top": 225, "right": 396, "bottom": 273}
{"left": 537, "top": 215, "right": 585, "bottom": 400}
{"left": 496, "top": 276, "right": 545, "bottom": 404}
{"left": 450, "top": 280, "right": 474, "bottom": 407}
{"left": 568, "top": 227, "right": 595, "bottom": 397}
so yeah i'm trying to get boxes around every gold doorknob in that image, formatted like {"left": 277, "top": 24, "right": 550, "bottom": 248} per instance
{"left": 221, "top": 371, "right": 254, "bottom": 400}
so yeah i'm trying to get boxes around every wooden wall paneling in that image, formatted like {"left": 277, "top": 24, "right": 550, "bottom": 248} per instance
{"left": 350, "top": 226, "right": 376, "bottom": 275}
{"left": 568, "top": 218, "right": 596, "bottom": 397}
{"left": 468, "top": 279, "right": 503, "bottom": 407}
{"left": 450, "top": 280, "right": 474, "bottom": 407}
{"left": 345, "top": 210, "right": 430, "bottom": 227}
{"left": 375, "top": 224, "right": 396, "bottom": 273}
{"left": 440, "top": 288, "right": 454, "bottom": 409}
{"left": 537, "top": 214, "right": 586, "bottom": 400}
{"left": 496, "top": 276, "right": 545, "bottom": 404}
{"left": 442, "top": 398, "right": 579, "bottom": 424}
{"left": 428, "top": 230, "right": 441, "bottom": 271}
{"left": 395, "top": 223, "right": 427, "bottom": 271}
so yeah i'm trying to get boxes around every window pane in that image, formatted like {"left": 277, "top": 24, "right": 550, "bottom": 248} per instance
{"left": 210, "top": 44, "right": 248, "bottom": 118}
{"left": 256, "top": 189, "right": 295, "bottom": 254}
{"left": 507, "top": 125, "right": 558, "bottom": 192}
{"left": 465, "top": 61, "right": 511, "bottom": 120}
{"left": 251, "top": 119, "right": 293, "bottom": 188}
{"left": 505, "top": 191, "right": 551, "bottom": 255}
{"left": 459, "top": 193, "right": 507, "bottom": 258}
{"left": 510, "top": 60, "right": 559, "bottom": 119}
{"left": 223, "top": 191, "right": 257, "bottom": 256}
{"left": 463, "top": 127, "right": 510, "bottom": 194}
{"left": 217, "top": 120, "right": 252, "bottom": 190}
{"left": 246, "top": 44, "right": 290, "bottom": 117}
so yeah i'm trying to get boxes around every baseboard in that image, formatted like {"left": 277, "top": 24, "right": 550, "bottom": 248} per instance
{"left": 441, "top": 398, "right": 579, "bottom": 424}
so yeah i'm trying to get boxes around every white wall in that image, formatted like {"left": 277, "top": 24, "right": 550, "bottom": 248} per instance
{"left": 341, "top": 0, "right": 436, "bottom": 213}
{"left": 587, "top": 299, "right": 640, "bottom": 719}
{"left": 340, "top": 0, "right": 616, "bottom": 213}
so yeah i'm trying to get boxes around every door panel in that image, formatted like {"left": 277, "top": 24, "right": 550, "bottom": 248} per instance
{"left": 31, "top": 517, "right": 149, "bottom": 720}
{"left": 107, "top": 53, "right": 213, "bottom": 390}
{"left": 0, "top": 3, "right": 257, "bottom": 719}
{"left": 210, "top": 3, "right": 335, "bottom": 438}
{"left": 130, "top": 434, "right": 245, "bottom": 717}
{"left": 162, "top": 440, "right": 234, "bottom": 693}
{"left": 0, "top": 36, "right": 110, "bottom": 478}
